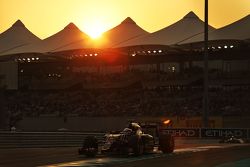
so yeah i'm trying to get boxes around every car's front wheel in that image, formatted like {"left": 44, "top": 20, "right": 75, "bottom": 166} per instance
{"left": 133, "top": 138, "right": 144, "bottom": 156}
{"left": 82, "top": 136, "right": 98, "bottom": 157}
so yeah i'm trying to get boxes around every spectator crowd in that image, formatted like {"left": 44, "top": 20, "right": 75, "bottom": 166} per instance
{"left": 3, "top": 70, "right": 250, "bottom": 127}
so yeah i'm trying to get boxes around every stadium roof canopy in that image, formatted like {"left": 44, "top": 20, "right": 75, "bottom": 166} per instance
{"left": 36, "top": 22, "right": 92, "bottom": 53}
{"left": 1, "top": 12, "right": 250, "bottom": 57}
{"left": 95, "top": 17, "right": 149, "bottom": 48}
{"left": 0, "top": 17, "right": 149, "bottom": 56}
{"left": 0, "top": 23, "right": 92, "bottom": 55}
{"left": 55, "top": 17, "right": 149, "bottom": 50}
{"left": 0, "top": 20, "right": 41, "bottom": 56}
{"left": 180, "top": 14, "right": 250, "bottom": 44}
{"left": 114, "top": 11, "right": 215, "bottom": 47}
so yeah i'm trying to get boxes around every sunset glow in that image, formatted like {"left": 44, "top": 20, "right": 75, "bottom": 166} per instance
{"left": 0, "top": 0, "right": 249, "bottom": 39}
{"left": 83, "top": 21, "right": 105, "bottom": 39}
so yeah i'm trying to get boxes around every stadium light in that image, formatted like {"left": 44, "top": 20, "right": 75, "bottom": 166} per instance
{"left": 203, "top": 0, "right": 209, "bottom": 127}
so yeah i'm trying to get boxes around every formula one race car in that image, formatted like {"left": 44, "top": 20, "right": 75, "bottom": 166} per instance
{"left": 219, "top": 135, "right": 245, "bottom": 144}
{"left": 78, "top": 122, "right": 174, "bottom": 157}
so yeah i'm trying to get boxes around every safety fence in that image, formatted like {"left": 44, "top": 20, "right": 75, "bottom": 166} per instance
{"left": 0, "top": 128, "right": 249, "bottom": 148}
{"left": 0, "top": 131, "right": 105, "bottom": 148}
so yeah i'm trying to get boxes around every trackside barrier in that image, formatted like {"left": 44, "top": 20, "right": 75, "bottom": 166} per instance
{"left": 0, "top": 128, "right": 249, "bottom": 148}
{"left": 161, "top": 128, "right": 249, "bottom": 139}
{"left": 160, "top": 129, "right": 200, "bottom": 138}
{"left": 201, "top": 128, "right": 248, "bottom": 139}
{"left": 0, "top": 131, "right": 105, "bottom": 148}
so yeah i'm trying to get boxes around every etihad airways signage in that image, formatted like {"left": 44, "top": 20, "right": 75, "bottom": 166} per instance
{"left": 161, "top": 129, "right": 200, "bottom": 137}
{"left": 201, "top": 129, "right": 248, "bottom": 138}
{"left": 161, "top": 128, "right": 249, "bottom": 138}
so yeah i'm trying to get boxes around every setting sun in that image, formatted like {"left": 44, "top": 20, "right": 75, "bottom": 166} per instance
{"left": 85, "top": 27, "right": 103, "bottom": 39}
{"left": 83, "top": 21, "right": 106, "bottom": 39}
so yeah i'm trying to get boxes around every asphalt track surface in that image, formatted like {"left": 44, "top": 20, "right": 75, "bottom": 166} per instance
{"left": 0, "top": 144, "right": 250, "bottom": 167}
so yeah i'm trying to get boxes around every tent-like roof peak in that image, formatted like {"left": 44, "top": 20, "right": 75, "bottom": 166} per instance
{"left": 12, "top": 20, "right": 25, "bottom": 27}
{"left": 183, "top": 11, "right": 199, "bottom": 19}
{"left": 121, "top": 17, "right": 136, "bottom": 24}
{"left": 64, "top": 22, "right": 79, "bottom": 30}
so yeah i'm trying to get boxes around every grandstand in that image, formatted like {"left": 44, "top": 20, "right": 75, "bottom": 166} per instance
{"left": 0, "top": 41, "right": 249, "bottom": 131}
{"left": 0, "top": 11, "right": 250, "bottom": 131}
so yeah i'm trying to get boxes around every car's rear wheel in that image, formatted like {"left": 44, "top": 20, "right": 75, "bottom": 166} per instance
{"left": 159, "top": 134, "right": 174, "bottom": 153}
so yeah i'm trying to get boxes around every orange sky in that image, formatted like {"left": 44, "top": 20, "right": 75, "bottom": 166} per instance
{"left": 0, "top": 0, "right": 250, "bottom": 39}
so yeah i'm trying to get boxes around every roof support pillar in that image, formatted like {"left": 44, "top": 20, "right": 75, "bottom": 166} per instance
{"left": 203, "top": 0, "right": 209, "bottom": 127}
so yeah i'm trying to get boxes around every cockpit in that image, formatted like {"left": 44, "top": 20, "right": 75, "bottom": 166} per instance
{"left": 127, "top": 122, "right": 143, "bottom": 135}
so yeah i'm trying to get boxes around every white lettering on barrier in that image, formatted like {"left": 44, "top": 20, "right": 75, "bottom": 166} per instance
{"left": 163, "top": 130, "right": 197, "bottom": 137}
{"left": 161, "top": 129, "right": 249, "bottom": 138}
{"left": 205, "top": 130, "right": 243, "bottom": 137}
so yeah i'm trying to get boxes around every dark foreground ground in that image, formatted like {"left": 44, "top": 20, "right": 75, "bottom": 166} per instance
{"left": 0, "top": 144, "right": 250, "bottom": 167}
{"left": 113, "top": 145, "right": 250, "bottom": 167}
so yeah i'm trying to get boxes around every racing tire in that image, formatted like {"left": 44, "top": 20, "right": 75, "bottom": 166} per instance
{"left": 159, "top": 134, "right": 174, "bottom": 153}
{"left": 83, "top": 136, "right": 98, "bottom": 157}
